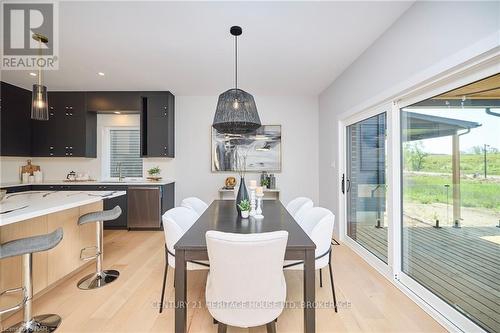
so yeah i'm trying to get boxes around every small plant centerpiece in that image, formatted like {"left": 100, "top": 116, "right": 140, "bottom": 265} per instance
{"left": 237, "top": 199, "right": 251, "bottom": 218}
{"left": 147, "top": 166, "right": 162, "bottom": 181}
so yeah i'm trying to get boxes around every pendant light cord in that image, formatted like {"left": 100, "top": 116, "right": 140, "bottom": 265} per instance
{"left": 234, "top": 34, "right": 238, "bottom": 90}
{"left": 38, "top": 38, "right": 42, "bottom": 86}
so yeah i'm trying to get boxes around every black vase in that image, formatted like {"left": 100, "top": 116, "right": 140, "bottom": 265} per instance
{"left": 236, "top": 177, "right": 249, "bottom": 212}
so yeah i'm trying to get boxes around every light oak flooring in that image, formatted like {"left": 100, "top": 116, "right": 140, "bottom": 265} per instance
{"left": 1, "top": 230, "right": 445, "bottom": 333}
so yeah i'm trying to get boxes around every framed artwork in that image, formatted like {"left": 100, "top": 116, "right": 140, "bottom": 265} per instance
{"left": 211, "top": 125, "right": 282, "bottom": 172}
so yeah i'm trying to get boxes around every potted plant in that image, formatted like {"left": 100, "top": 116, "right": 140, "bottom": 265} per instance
{"left": 237, "top": 199, "right": 251, "bottom": 218}
{"left": 147, "top": 166, "right": 161, "bottom": 181}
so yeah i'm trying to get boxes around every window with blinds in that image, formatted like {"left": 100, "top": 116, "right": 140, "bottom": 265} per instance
{"left": 109, "top": 129, "right": 143, "bottom": 177}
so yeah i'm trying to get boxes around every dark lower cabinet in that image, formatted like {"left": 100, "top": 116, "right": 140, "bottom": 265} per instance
{"left": 13, "top": 183, "right": 175, "bottom": 230}
{"left": 4, "top": 185, "right": 32, "bottom": 194}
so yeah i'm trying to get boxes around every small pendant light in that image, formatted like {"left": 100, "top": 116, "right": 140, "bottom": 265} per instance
{"left": 212, "top": 26, "right": 261, "bottom": 134}
{"left": 31, "top": 33, "right": 49, "bottom": 121}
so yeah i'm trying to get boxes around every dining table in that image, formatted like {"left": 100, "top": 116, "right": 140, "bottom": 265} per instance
{"left": 174, "top": 199, "right": 317, "bottom": 333}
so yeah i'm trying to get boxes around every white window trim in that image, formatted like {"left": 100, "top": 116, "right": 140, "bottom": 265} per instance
{"left": 337, "top": 44, "right": 499, "bottom": 332}
{"left": 101, "top": 126, "right": 142, "bottom": 180}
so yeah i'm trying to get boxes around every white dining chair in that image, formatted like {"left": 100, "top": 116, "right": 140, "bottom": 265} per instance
{"left": 284, "top": 207, "right": 338, "bottom": 312}
{"left": 205, "top": 230, "right": 288, "bottom": 333}
{"left": 181, "top": 197, "right": 208, "bottom": 216}
{"left": 286, "top": 197, "right": 313, "bottom": 220}
{"left": 158, "top": 207, "right": 209, "bottom": 313}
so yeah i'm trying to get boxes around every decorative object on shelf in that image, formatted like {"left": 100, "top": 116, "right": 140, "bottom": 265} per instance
{"left": 248, "top": 180, "right": 257, "bottom": 216}
{"left": 235, "top": 150, "right": 249, "bottom": 212}
{"left": 224, "top": 176, "right": 236, "bottom": 189}
{"left": 260, "top": 171, "right": 270, "bottom": 188}
{"left": 269, "top": 174, "right": 276, "bottom": 189}
{"left": 212, "top": 26, "right": 261, "bottom": 135}
{"left": 31, "top": 33, "right": 49, "bottom": 121}
{"left": 254, "top": 186, "right": 264, "bottom": 219}
{"left": 147, "top": 166, "right": 162, "bottom": 181}
{"left": 212, "top": 125, "right": 282, "bottom": 172}
{"left": 237, "top": 199, "right": 251, "bottom": 218}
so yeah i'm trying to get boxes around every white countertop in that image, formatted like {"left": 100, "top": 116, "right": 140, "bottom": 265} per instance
{"left": 0, "top": 179, "right": 175, "bottom": 188}
{"left": 0, "top": 190, "right": 126, "bottom": 226}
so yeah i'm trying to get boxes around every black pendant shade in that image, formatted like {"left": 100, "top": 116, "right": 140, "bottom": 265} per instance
{"left": 213, "top": 88, "right": 261, "bottom": 134}
{"left": 212, "top": 26, "right": 261, "bottom": 134}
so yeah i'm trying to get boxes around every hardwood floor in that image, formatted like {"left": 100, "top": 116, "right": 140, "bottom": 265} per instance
{"left": 0, "top": 230, "right": 445, "bottom": 333}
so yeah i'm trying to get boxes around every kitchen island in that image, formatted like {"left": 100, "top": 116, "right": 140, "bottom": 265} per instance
{"left": 0, "top": 191, "right": 125, "bottom": 320}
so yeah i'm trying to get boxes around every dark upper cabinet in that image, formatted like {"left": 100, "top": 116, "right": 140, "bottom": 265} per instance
{"left": 1, "top": 83, "right": 173, "bottom": 158}
{"left": 86, "top": 91, "right": 142, "bottom": 111}
{"left": 31, "top": 92, "right": 96, "bottom": 157}
{"left": 141, "top": 92, "right": 175, "bottom": 157}
{"left": 0, "top": 82, "right": 32, "bottom": 156}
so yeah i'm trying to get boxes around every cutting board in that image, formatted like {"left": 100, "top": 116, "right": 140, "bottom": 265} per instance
{"left": 21, "top": 159, "right": 40, "bottom": 175}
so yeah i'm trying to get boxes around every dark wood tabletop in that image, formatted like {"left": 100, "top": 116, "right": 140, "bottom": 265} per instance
{"left": 175, "top": 200, "right": 316, "bottom": 251}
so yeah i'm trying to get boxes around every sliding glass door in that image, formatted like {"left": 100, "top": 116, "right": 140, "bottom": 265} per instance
{"left": 346, "top": 112, "right": 388, "bottom": 263}
{"left": 400, "top": 74, "right": 500, "bottom": 332}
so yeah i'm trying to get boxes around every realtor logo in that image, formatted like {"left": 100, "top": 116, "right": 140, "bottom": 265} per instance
{"left": 1, "top": 1, "right": 59, "bottom": 69}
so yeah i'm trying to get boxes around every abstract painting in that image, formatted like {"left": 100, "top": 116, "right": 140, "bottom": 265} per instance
{"left": 211, "top": 125, "right": 281, "bottom": 172}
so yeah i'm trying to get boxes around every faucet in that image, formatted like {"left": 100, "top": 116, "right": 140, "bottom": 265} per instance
{"left": 116, "top": 162, "right": 124, "bottom": 181}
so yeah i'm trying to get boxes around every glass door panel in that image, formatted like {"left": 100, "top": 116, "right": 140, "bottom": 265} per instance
{"left": 346, "top": 112, "right": 388, "bottom": 263}
{"left": 401, "top": 74, "right": 500, "bottom": 332}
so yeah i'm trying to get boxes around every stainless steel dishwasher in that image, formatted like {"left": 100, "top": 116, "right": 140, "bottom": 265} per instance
{"left": 127, "top": 186, "right": 161, "bottom": 229}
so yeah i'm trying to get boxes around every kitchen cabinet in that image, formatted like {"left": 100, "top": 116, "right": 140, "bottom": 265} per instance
{"left": 31, "top": 92, "right": 96, "bottom": 157}
{"left": 0, "top": 82, "right": 32, "bottom": 156}
{"left": 141, "top": 92, "right": 175, "bottom": 157}
{"left": 86, "top": 91, "right": 142, "bottom": 111}
{"left": 27, "top": 183, "right": 175, "bottom": 230}
{"left": 127, "top": 186, "right": 161, "bottom": 229}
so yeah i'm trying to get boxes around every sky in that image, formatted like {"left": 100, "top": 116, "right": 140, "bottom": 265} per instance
{"left": 403, "top": 108, "right": 500, "bottom": 155}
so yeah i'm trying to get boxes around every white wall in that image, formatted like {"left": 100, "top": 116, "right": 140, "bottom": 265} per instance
{"left": 318, "top": 1, "right": 500, "bottom": 237}
{"left": 175, "top": 95, "right": 319, "bottom": 206}
{"left": 1, "top": 95, "right": 319, "bottom": 206}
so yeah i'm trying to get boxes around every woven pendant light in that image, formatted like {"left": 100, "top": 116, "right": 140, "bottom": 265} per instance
{"left": 212, "top": 26, "right": 261, "bottom": 134}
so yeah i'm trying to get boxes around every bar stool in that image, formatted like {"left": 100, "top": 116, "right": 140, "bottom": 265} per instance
{"left": 77, "top": 206, "right": 122, "bottom": 290}
{"left": 0, "top": 228, "right": 63, "bottom": 333}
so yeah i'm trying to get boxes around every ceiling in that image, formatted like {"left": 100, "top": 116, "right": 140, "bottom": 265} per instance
{"left": 1, "top": 1, "right": 413, "bottom": 96}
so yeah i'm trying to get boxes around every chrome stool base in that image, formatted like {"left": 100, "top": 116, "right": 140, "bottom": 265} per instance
{"left": 77, "top": 270, "right": 119, "bottom": 290}
{"left": 4, "top": 314, "right": 62, "bottom": 333}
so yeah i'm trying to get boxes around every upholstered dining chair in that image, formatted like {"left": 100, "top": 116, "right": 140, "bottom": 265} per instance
{"left": 181, "top": 197, "right": 208, "bottom": 216}
{"left": 158, "top": 207, "right": 209, "bottom": 313}
{"left": 285, "top": 197, "right": 313, "bottom": 221}
{"left": 284, "top": 207, "right": 338, "bottom": 312}
{"left": 205, "top": 230, "right": 288, "bottom": 333}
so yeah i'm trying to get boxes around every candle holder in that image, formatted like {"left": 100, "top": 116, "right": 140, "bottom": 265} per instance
{"left": 255, "top": 193, "right": 264, "bottom": 219}
{"left": 249, "top": 186, "right": 257, "bottom": 217}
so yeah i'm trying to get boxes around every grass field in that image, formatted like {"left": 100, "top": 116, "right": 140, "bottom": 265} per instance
{"left": 419, "top": 153, "right": 500, "bottom": 176}
{"left": 403, "top": 174, "right": 500, "bottom": 211}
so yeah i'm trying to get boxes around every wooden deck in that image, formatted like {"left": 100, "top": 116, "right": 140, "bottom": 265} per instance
{"left": 354, "top": 224, "right": 500, "bottom": 333}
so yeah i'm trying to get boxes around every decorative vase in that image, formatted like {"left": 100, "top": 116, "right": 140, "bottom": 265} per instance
{"left": 236, "top": 177, "right": 249, "bottom": 212}
{"left": 241, "top": 211, "right": 249, "bottom": 218}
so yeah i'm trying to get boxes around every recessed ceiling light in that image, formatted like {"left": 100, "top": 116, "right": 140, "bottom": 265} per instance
{"left": 29, "top": 72, "right": 37, "bottom": 77}
{"left": 114, "top": 111, "right": 121, "bottom": 114}
{"left": 97, "top": 72, "right": 105, "bottom": 76}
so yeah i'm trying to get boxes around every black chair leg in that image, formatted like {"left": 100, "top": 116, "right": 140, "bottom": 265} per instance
{"left": 266, "top": 321, "right": 277, "bottom": 333}
{"left": 320, "top": 268, "right": 323, "bottom": 287}
{"left": 328, "top": 252, "right": 338, "bottom": 313}
{"left": 213, "top": 318, "right": 218, "bottom": 324}
{"left": 159, "top": 245, "right": 169, "bottom": 313}
{"left": 218, "top": 323, "right": 227, "bottom": 333}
